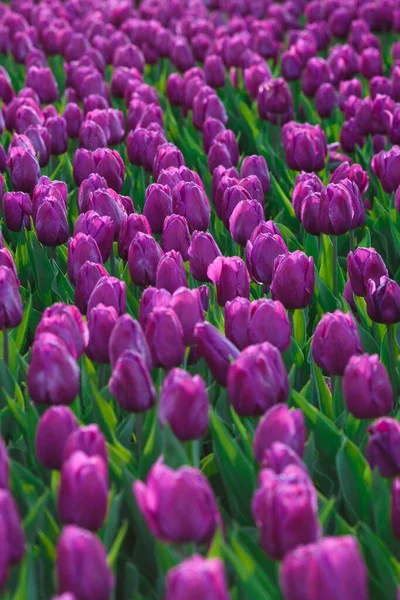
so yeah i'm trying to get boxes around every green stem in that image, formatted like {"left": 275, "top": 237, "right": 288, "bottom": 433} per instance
{"left": 288, "top": 309, "right": 295, "bottom": 340}
{"left": 387, "top": 324, "right": 399, "bottom": 404}
{"left": 349, "top": 230, "right": 355, "bottom": 253}
{"left": 135, "top": 413, "right": 144, "bottom": 457}
{"left": 332, "top": 236, "right": 338, "bottom": 298}
{"left": 110, "top": 243, "right": 116, "bottom": 277}
{"left": 3, "top": 330, "right": 8, "bottom": 368}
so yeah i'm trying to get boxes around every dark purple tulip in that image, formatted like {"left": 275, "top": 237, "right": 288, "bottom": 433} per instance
{"left": 0, "top": 250, "right": 18, "bottom": 285}
{"left": 356, "top": 95, "right": 393, "bottom": 137}
{"left": 0, "top": 489, "right": 25, "bottom": 564}
{"left": 271, "top": 251, "right": 315, "bottom": 310}
{"left": 315, "top": 83, "right": 336, "bottom": 118}
{"left": 282, "top": 122, "right": 327, "bottom": 172}
{"left": 194, "top": 322, "right": 240, "bottom": 386}
{"left": 74, "top": 262, "right": 108, "bottom": 316}
{"left": 292, "top": 172, "right": 324, "bottom": 220}
{"left": 36, "top": 196, "right": 69, "bottom": 247}
{"left": 153, "top": 143, "right": 185, "bottom": 180}
{"left": 367, "top": 418, "right": 400, "bottom": 477}
{"left": 317, "top": 183, "right": 353, "bottom": 235}
{"left": 371, "top": 146, "right": 400, "bottom": 193}
{"left": 128, "top": 232, "right": 163, "bottom": 288}
{"left": 134, "top": 459, "right": 220, "bottom": 543}
{"left": 3, "top": 191, "right": 32, "bottom": 232}
{"left": 169, "top": 287, "right": 205, "bottom": 347}
{"left": 312, "top": 310, "right": 363, "bottom": 376}
{"left": 330, "top": 162, "right": 369, "bottom": 195}
{"left": 26, "top": 66, "right": 58, "bottom": 103}
{"left": 253, "top": 404, "right": 306, "bottom": 464}
{"left": 166, "top": 72, "right": 185, "bottom": 106}
{"left": 27, "top": 333, "right": 79, "bottom": 405}
{"left": 93, "top": 148, "right": 125, "bottom": 193}
{"left": 159, "top": 368, "right": 209, "bottom": 441}
{"left": 57, "top": 525, "right": 114, "bottom": 600}
{"left": 79, "top": 120, "right": 107, "bottom": 151}
{"left": 138, "top": 287, "right": 171, "bottom": 332}
{"left": 77, "top": 174, "right": 108, "bottom": 213}
{"left": 46, "top": 116, "right": 68, "bottom": 156}
{"left": 207, "top": 140, "right": 235, "bottom": 174}
{"left": 302, "top": 57, "right": 332, "bottom": 98}
{"left": 24, "top": 125, "right": 51, "bottom": 168}
{"left": 340, "top": 118, "right": 365, "bottom": 154}
{"left": 63, "top": 103, "right": 84, "bottom": 139}
{"left": 162, "top": 215, "right": 191, "bottom": 261}
{"left": 347, "top": 248, "right": 388, "bottom": 297}
{"left": 145, "top": 306, "right": 185, "bottom": 369}
{"left": 156, "top": 250, "right": 188, "bottom": 294}
{"left": 8, "top": 132, "right": 36, "bottom": 157}
{"left": 9, "top": 147, "right": 40, "bottom": 193}
{"left": 127, "top": 128, "right": 167, "bottom": 171}
{"left": 68, "top": 234, "right": 103, "bottom": 285}
{"left": 252, "top": 465, "right": 320, "bottom": 560}
{"left": 360, "top": 47, "right": 383, "bottom": 80}
{"left": 43, "top": 106, "right": 58, "bottom": 122}
{"left": 343, "top": 354, "right": 393, "bottom": 419}
{"left": 83, "top": 95, "right": 109, "bottom": 114}
{"left": 0, "top": 266, "right": 22, "bottom": 331}
{"left": 193, "top": 87, "right": 228, "bottom": 131}
{"left": 239, "top": 174, "right": 264, "bottom": 206}
{"left": 205, "top": 54, "right": 225, "bottom": 89}
{"left": 35, "top": 407, "right": 78, "bottom": 471}
{"left": 281, "top": 49, "right": 302, "bottom": 81}
{"left": 248, "top": 299, "right": 291, "bottom": 352}
{"left": 86, "top": 304, "right": 118, "bottom": 364}
{"left": 74, "top": 211, "right": 113, "bottom": 263}
{"left": 188, "top": 231, "right": 222, "bottom": 282}
{"left": 143, "top": 183, "right": 173, "bottom": 234}
{"left": 172, "top": 181, "right": 210, "bottom": 232}
{"left": 15, "top": 105, "right": 42, "bottom": 134}
{"left": 338, "top": 79, "right": 363, "bottom": 111}
{"left": 370, "top": 76, "right": 392, "bottom": 100}
{"left": 165, "top": 555, "right": 229, "bottom": 600}
{"left": 229, "top": 199, "right": 265, "bottom": 247}
{"left": 228, "top": 342, "right": 289, "bottom": 417}
{"left": 85, "top": 188, "right": 126, "bottom": 239}
{"left": 224, "top": 297, "right": 251, "bottom": 351}
{"left": 262, "top": 442, "right": 307, "bottom": 474}
{"left": 109, "top": 314, "right": 151, "bottom": 370}
{"left": 280, "top": 536, "right": 368, "bottom": 600}
{"left": 208, "top": 256, "right": 250, "bottom": 306}
{"left": 36, "top": 303, "right": 88, "bottom": 361}
{"left": 87, "top": 276, "right": 126, "bottom": 316}
{"left": 244, "top": 64, "right": 271, "bottom": 99}
{"left": 109, "top": 349, "right": 155, "bottom": 412}
{"left": 63, "top": 425, "right": 108, "bottom": 467}
{"left": 118, "top": 213, "right": 151, "bottom": 262}
{"left": 366, "top": 277, "right": 400, "bottom": 324}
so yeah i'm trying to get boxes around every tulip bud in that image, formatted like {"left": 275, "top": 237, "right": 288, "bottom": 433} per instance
{"left": 280, "top": 536, "right": 368, "bottom": 600}
{"left": 63, "top": 425, "right": 108, "bottom": 468}
{"left": 74, "top": 262, "right": 108, "bottom": 316}
{"left": 156, "top": 250, "right": 188, "bottom": 294}
{"left": 207, "top": 256, "right": 250, "bottom": 306}
{"left": 312, "top": 310, "right": 363, "bottom": 376}
{"left": 343, "top": 353, "right": 393, "bottom": 419}
{"left": 204, "top": 54, "right": 225, "bottom": 89}
{"left": 109, "top": 314, "right": 151, "bottom": 370}
{"left": 161, "top": 215, "right": 191, "bottom": 262}
{"left": 64, "top": 103, "right": 84, "bottom": 139}
{"left": 282, "top": 122, "right": 327, "bottom": 173}
{"left": 146, "top": 306, "right": 185, "bottom": 368}
{"left": 302, "top": 57, "right": 332, "bottom": 98}
{"left": 257, "top": 78, "right": 294, "bottom": 125}
{"left": 246, "top": 230, "right": 287, "bottom": 286}
{"left": 262, "top": 442, "right": 307, "bottom": 474}
{"left": 229, "top": 199, "right": 265, "bottom": 247}
{"left": 248, "top": 299, "right": 291, "bottom": 352}
{"left": 0, "top": 489, "right": 25, "bottom": 564}
{"left": 85, "top": 187, "right": 127, "bottom": 239}
{"left": 27, "top": 334, "right": 79, "bottom": 406}
{"left": 86, "top": 304, "right": 118, "bottom": 364}
{"left": 15, "top": 104, "right": 42, "bottom": 134}
{"left": 347, "top": 247, "right": 388, "bottom": 297}
{"left": 202, "top": 118, "right": 226, "bottom": 154}
{"left": 36, "top": 303, "right": 89, "bottom": 360}
{"left": 128, "top": 233, "right": 163, "bottom": 288}
{"left": 371, "top": 147, "right": 400, "bottom": 193}
{"left": 271, "top": 251, "right": 315, "bottom": 309}
{"left": 133, "top": 459, "right": 220, "bottom": 543}
{"left": 366, "top": 276, "right": 400, "bottom": 324}
{"left": 166, "top": 73, "right": 185, "bottom": 106}
{"left": 26, "top": 66, "right": 58, "bottom": 103}
{"left": 169, "top": 287, "right": 205, "bottom": 346}
{"left": 94, "top": 148, "right": 125, "bottom": 193}
{"left": 9, "top": 147, "right": 40, "bottom": 193}
{"left": 143, "top": 183, "right": 173, "bottom": 234}
{"left": 188, "top": 231, "right": 222, "bottom": 282}
{"left": 57, "top": 525, "right": 114, "bottom": 600}
{"left": 79, "top": 120, "right": 107, "bottom": 151}
{"left": 118, "top": 214, "right": 151, "bottom": 261}
{"left": 194, "top": 322, "right": 240, "bottom": 386}
{"left": 74, "top": 211, "right": 113, "bottom": 263}
{"left": 315, "top": 83, "right": 337, "bottom": 118}
{"left": 172, "top": 181, "right": 211, "bottom": 232}
{"left": 330, "top": 161, "right": 369, "bottom": 195}
{"left": 3, "top": 191, "right": 32, "bottom": 232}
{"left": 86, "top": 276, "right": 126, "bottom": 316}
{"left": 367, "top": 418, "right": 400, "bottom": 477}
{"left": 0, "top": 266, "right": 22, "bottom": 331}
{"left": 46, "top": 116, "right": 68, "bottom": 156}
{"left": 153, "top": 143, "right": 185, "bottom": 180}
{"left": 228, "top": 342, "right": 289, "bottom": 417}
{"left": 35, "top": 407, "right": 79, "bottom": 471}
{"left": 252, "top": 465, "right": 320, "bottom": 560}
{"left": 68, "top": 234, "right": 103, "bottom": 285}
{"left": 78, "top": 174, "right": 108, "bottom": 213}
{"left": 109, "top": 347, "right": 156, "bottom": 411}
{"left": 138, "top": 287, "right": 171, "bottom": 331}
{"left": 253, "top": 405, "right": 306, "bottom": 464}
{"left": 360, "top": 47, "right": 383, "bottom": 80}
{"left": 224, "top": 297, "right": 251, "bottom": 351}
{"left": 159, "top": 369, "right": 209, "bottom": 441}
{"left": 165, "top": 555, "right": 229, "bottom": 600}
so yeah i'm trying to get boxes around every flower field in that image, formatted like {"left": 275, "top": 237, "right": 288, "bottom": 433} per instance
{"left": 1, "top": 0, "right": 400, "bottom": 598}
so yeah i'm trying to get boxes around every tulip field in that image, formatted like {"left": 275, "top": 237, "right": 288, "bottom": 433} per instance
{"left": 4, "top": 0, "right": 400, "bottom": 598}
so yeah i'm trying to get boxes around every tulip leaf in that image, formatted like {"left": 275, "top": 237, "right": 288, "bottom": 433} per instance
{"left": 107, "top": 519, "right": 129, "bottom": 569}
{"left": 12, "top": 294, "right": 32, "bottom": 353}
{"left": 336, "top": 438, "right": 372, "bottom": 525}
{"left": 311, "top": 363, "right": 334, "bottom": 420}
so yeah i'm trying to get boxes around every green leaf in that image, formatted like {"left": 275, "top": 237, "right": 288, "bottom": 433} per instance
{"left": 107, "top": 520, "right": 129, "bottom": 569}
{"left": 336, "top": 438, "right": 372, "bottom": 525}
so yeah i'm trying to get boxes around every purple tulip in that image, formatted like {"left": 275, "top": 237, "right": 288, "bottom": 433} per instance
{"left": 371, "top": 146, "right": 400, "bottom": 193}
{"left": 166, "top": 73, "right": 185, "bottom": 106}
{"left": 155, "top": 250, "right": 188, "bottom": 294}
{"left": 347, "top": 247, "right": 388, "bottom": 297}
{"left": 36, "top": 303, "right": 89, "bottom": 361}
{"left": 68, "top": 234, "right": 103, "bottom": 285}
{"left": 302, "top": 57, "right": 332, "bottom": 98}
{"left": 0, "top": 489, "right": 25, "bottom": 564}
{"left": 3, "top": 191, "right": 32, "bottom": 232}
{"left": 118, "top": 214, "right": 151, "bottom": 261}
{"left": 138, "top": 287, "right": 172, "bottom": 332}
{"left": 262, "top": 442, "right": 307, "bottom": 474}
{"left": 128, "top": 233, "right": 163, "bottom": 288}
{"left": 161, "top": 215, "right": 191, "bottom": 262}
{"left": 246, "top": 231, "right": 288, "bottom": 287}
{"left": 74, "top": 262, "right": 108, "bottom": 316}
{"left": 35, "top": 407, "right": 78, "bottom": 471}
{"left": 87, "top": 276, "right": 126, "bottom": 316}
{"left": 229, "top": 199, "right": 265, "bottom": 247}
{"left": 0, "top": 266, "right": 22, "bottom": 331}
{"left": 258, "top": 78, "right": 294, "bottom": 125}
{"left": 46, "top": 116, "right": 68, "bottom": 156}
{"left": 228, "top": 342, "right": 289, "bottom": 417}
{"left": 153, "top": 143, "right": 185, "bottom": 180}
{"left": 145, "top": 307, "right": 185, "bottom": 369}
{"left": 169, "top": 287, "right": 205, "bottom": 347}
{"left": 248, "top": 299, "right": 291, "bottom": 352}
{"left": 280, "top": 536, "right": 368, "bottom": 600}
{"left": 143, "top": 184, "right": 173, "bottom": 233}
{"left": 74, "top": 211, "right": 113, "bottom": 263}
{"left": 188, "top": 231, "right": 222, "bottom": 282}
{"left": 204, "top": 54, "right": 225, "bottom": 89}
{"left": 366, "top": 276, "right": 400, "bottom": 324}
{"left": 254, "top": 404, "right": 306, "bottom": 464}
{"left": 315, "top": 83, "right": 337, "bottom": 118}
{"left": 283, "top": 122, "right": 327, "bottom": 173}
{"left": 165, "top": 555, "right": 229, "bottom": 600}
{"left": 63, "top": 103, "right": 84, "bottom": 139}
{"left": 271, "top": 251, "right": 314, "bottom": 309}
{"left": 133, "top": 459, "right": 220, "bottom": 544}
{"left": 109, "top": 314, "right": 151, "bottom": 370}
{"left": 207, "top": 256, "right": 250, "bottom": 306}
{"left": 57, "top": 526, "right": 114, "bottom": 600}
{"left": 343, "top": 354, "right": 393, "bottom": 419}
{"left": 252, "top": 465, "right": 320, "bottom": 560}
{"left": 172, "top": 181, "right": 211, "bottom": 232}
{"left": 85, "top": 188, "right": 126, "bottom": 239}
{"left": 330, "top": 162, "right": 369, "bottom": 195}
{"left": 109, "top": 349, "right": 155, "bottom": 412}
{"left": 63, "top": 424, "right": 108, "bottom": 467}
{"left": 312, "top": 310, "right": 363, "bottom": 376}
{"left": 9, "top": 147, "right": 40, "bottom": 193}
{"left": 367, "top": 418, "right": 400, "bottom": 477}
{"left": 27, "top": 334, "right": 79, "bottom": 405}
{"left": 194, "top": 322, "right": 240, "bottom": 386}
{"left": 224, "top": 297, "right": 251, "bottom": 351}
{"left": 86, "top": 304, "right": 118, "bottom": 364}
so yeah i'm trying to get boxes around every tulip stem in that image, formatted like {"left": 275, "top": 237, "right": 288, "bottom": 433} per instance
{"left": 3, "top": 330, "right": 8, "bottom": 367}
{"left": 387, "top": 324, "right": 399, "bottom": 403}
{"left": 349, "top": 230, "right": 355, "bottom": 253}
{"left": 98, "top": 364, "right": 107, "bottom": 389}
{"left": 135, "top": 413, "right": 144, "bottom": 457}
{"left": 110, "top": 244, "right": 116, "bottom": 277}
{"left": 288, "top": 309, "right": 295, "bottom": 339}
{"left": 332, "top": 236, "right": 338, "bottom": 298}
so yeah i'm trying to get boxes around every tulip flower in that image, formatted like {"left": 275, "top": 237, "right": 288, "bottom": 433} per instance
{"left": 367, "top": 418, "right": 400, "bottom": 477}
{"left": 207, "top": 256, "right": 250, "bottom": 306}
{"left": 347, "top": 248, "right": 388, "bottom": 297}
{"left": 74, "top": 211, "right": 114, "bottom": 263}
{"left": 165, "top": 555, "right": 229, "bottom": 600}
{"left": 229, "top": 199, "right": 265, "bottom": 247}
{"left": 109, "top": 314, "right": 151, "bottom": 370}
{"left": 74, "top": 262, "right": 108, "bottom": 316}
{"left": 253, "top": 405, "right": 306, "bottom": 464}
{"left": 0, "top": 266, "right": 22, "bottom": 333}
{"left": 36, "top": 303, "right": 89, "bottom": 360}
{"left": 194, "top": 322, "right": 240, "bottom": 386}
{"left": 271, "top": 251, "right": 315, "bottom": 309}
{"left": 252, "top": 465, "right": 320, "bottom": 560}
{"left": 159, "top": 369, "right": 209, "bottom": 441}
{"left": 262, "top": 442, "right": 307, "bottom": 474}
{"left": 343, "top": 354, "right": 393, "bottom": 419}
{"left": 188, "top": 231, "right": 222, "bottom": 282}
{"left": 35, "top": 407, "right": 78, "bottom": 471}
{"left": 0, "top": 489, "right": 25, "bottom": 564}
{"left": 63, "top": 425, "right": 108, "bottom": 467}
{"left": 145, "top": 307, "right": 185, "bottom": 369}
{"left": 109, "top": 350, "right": 156, "bottom": 413}
{"left": 282, "top": 122, "right": 327, "bottom": 172}
{"left": 258, "top": 78, "right": 294, "bottom": 125}
{"left": 128, "top": 232, "right": 164, "bottom": 288}
{"left": 312, "top": 310, "right": 362, "bottom": 376}
{"left": 133, "top": 459, "right": 220, "bottom": 544}
{"left": 172, "top": 181, "right": 211, "bottom": 232}
{"left": 143, "top": 184, "right": 173, "bottom": 233}
{"left": 9, "top": 147, "right": 40, "bottom": 193}
{"left": 86, "top": 304, "right": 118, "bottom": 364}
{"left": 57, "top": 526, "right": 114, "bottom": 600}
{"left": 280, "top": 536, "right": 368, "bottom": 600}
{"left": 3, "top": 191, "right": 32, "bottom": 233}
{"left": 87, "top": 276, "right": 126, "bottom": 316}
{"left": 155, "top": 250, "right": 188, "bottom": 294}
